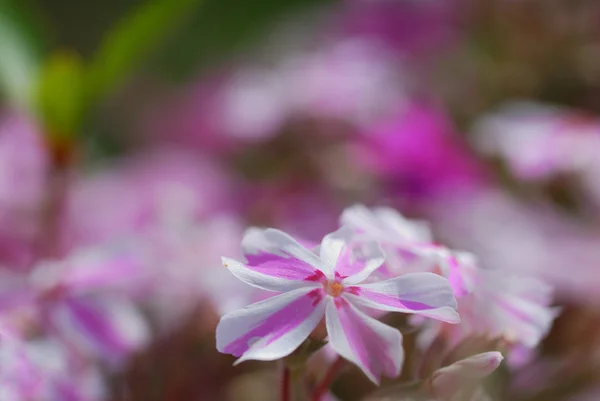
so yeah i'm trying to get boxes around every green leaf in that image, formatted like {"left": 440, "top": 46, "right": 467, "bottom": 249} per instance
{"left": 86, "top": 0, "right": 202, "bottom": 102}
{"left": 0, "top": 1, "right": 43, "bottom": 109}
{"left": 36, "top": 51, "right": 85, "bottom": 138}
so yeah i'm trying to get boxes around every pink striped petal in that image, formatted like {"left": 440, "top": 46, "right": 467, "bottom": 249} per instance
{"left": 229, "top": 228, "right": 326, "bottom": 291}
{"left": 320, "top": 226, "right": 355, "bottom": 278}
{"left": 346, "top": 272, "right": 460, "bottom": 323}
{"left": 325, "top": 297, "right": 403, "bottom": 384}
{"left": 340, "top": 204, "right": 432, "bottom": 243}
{"left": 216, "top": 287, "right": 326, "bottom": 363}
{"left": 223, "top": 257, "right": 323, "bottom": 292}
{"left": 52, "top": 297, "right": 149, "bottom": 363}
{"left": 319, "top": 226, "right": 385, "bottom": 283}
{"left": 337, "top": 240, "right": 385, "bottom": 285}
{"left": 60, "top": 245, "right": 148, "bottom": 294}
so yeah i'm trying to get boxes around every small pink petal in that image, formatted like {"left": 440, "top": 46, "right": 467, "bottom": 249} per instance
{"left": 430, "top": 352, "right": 504, "bottom": 398}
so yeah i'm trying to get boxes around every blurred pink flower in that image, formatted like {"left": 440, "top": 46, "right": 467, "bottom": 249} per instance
{"left": 61, "top": 148, "right": 232, "bottom": 251}
{"left": 430, "top": 189, "right": 600, "bottom": 303}
{"left": 143, "top": 39, "right": 406, "bottom": 147}
{"left": 340, "top": 204, "right": 557, "bottom": 363}
{"left": 216, "top": 226, "right": 459, "bottom": 383}
{"left": 0, "top": 244, "right": 150, "bottom": 365}
{"left": 0, "top": 112, "right": 49, "bottom": 270}
{"left": 447, "top": 267, "right": 557, "bottom": 347}
{"left": 353, "top": 102, "right": 485, "bottom": 200}
{"left": 30, "top": 246, "right": 150, "bottom": 365}
{"left": 472, "top": 102, "right": 600, "bottom": 182}
{"left": 415, "top": 257, "right": 558, "bottom": 367}
{"left": 137, "top": 214, "right": 255, "bottom": 328}
{"left": 0, "top": 337, "right": 106, "bottom": 401}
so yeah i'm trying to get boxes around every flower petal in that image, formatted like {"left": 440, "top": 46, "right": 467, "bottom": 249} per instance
{"left": 53, "top": 297, "right": 150, "bottom": 363}
{"left": 340, "top": 204, "right": 432, "bottom": 243}
{"left": 216, "top": 287, "right": 326, "bottom": 363}
{"left": 319, "top": 226, "right": 385, "bottom": 282}
{"left": 338, "top": 240, "right": 385, "bottom": 285}
{"left": 325, "top": 297, "right": 403, "bottom": 384}
{"left": 319, "top": 226, "right": 355, "bottom": 278}
{"left": 429, "top": 352, "right": 504, "bottom": 398}
{"left": 346, "top": 272, "right": 460, "bottom": 323}
{"left": 227, "top": 228, "right": 326, "bottom": 291}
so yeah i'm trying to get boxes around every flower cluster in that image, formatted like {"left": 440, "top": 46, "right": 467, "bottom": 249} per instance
{"left": 216, "top": 204, "right": 558, "bottom": 397}
{"left": 3, "top": 0, "right": 600, "bottom": 400}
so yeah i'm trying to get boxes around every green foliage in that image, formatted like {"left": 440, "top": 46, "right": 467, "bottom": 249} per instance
{"left": 27, "top": 0, "right": 202, "bottom": 139}
{"left": 0, "top": 0, "right": 44, "bottom": 110}
{"left": 86, "top": 0, "right": 202, "bottom": 103}
{"left": 157, "top": 0, "right": 333, "bottom": 80}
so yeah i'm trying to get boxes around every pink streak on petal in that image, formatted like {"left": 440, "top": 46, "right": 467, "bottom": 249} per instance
{"left": 447, "top": 255, "right": 469, "bottom": 297}
{"left": 350, "top": 287, "right": 434, "bottom": 311}
{"left": 245, "top": 252, "right": 324, "bottom": 282}
{"left": 224, "top": 289, "right": 324, "bottom": 357}
{"left": 305, "top": 270, "right": 327, "bottom": 283}
{"left": 64, "top": 299, "right": 130, "bottom": 356}
{"left": 334, "top": 246, "right": 362, "bottom": 279}
{"left": 335, "top": 298, "right": 397, "bottom": 378}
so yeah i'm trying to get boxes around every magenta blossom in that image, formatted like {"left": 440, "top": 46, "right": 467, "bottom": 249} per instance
{"left": 352, "top": 102, "right": 485, "bottom": 200}
{"left": 216, "top": 227, "right": 459, "bottom": 383}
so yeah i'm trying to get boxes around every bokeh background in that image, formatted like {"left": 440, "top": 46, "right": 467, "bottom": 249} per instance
{"left": 2, "top": 0, "right": 600, "bottom": 400}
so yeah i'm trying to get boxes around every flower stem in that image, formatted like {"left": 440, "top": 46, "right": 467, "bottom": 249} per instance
{"left": 310, "top": 357, "right": 345, "bottom": 401}
{"left": 281, "top": 362, "right": 291, "bottom": 401}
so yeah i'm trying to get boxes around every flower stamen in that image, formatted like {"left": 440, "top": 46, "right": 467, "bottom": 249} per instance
{"left": 325, "top": 281, "right": 344, "bottom": 297}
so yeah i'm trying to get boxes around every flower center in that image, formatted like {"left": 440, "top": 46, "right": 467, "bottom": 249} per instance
{"left": 325, "top": 281, "right": 344, "bottom": 297}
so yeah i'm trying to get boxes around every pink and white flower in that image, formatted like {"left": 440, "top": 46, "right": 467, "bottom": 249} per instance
{"left": 341, "top": 204, "right": 558, "bottom": 363}
{"left": 340, "top": 204, "right": 475, "bottom": 296}
{"left": 216, "top": 227, "right": 459, "bottom": 383}
{"left": 0, "top": 243, "right": 150, "bottom": 365}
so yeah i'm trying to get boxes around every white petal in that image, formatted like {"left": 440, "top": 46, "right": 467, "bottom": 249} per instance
{"left": 347, "top": 273, "right": 460, "bottom": 323}
{"left": 216, "top": 287, "right": 326, "bottom": 363}
{"left": 340, "top": 239, "right": 385, "bottom": 285}
{"left": 319, "top": 226, "right": 356, "bottom": 278}
{"left": 325, "top": 298, "right": 403, "bottom": 384}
